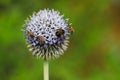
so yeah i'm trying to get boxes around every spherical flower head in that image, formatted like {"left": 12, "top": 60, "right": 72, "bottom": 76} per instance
{"left": 23, "top": 9, "right": 74, "bottom": 60}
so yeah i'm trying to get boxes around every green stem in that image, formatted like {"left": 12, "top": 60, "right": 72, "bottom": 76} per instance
{"left": 44, "top": 60, "right": 49, "bottom": 80}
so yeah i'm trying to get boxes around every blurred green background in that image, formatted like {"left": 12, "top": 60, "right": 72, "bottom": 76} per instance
{"left": 0, "top": 0, "right": 120, "bottom": 80}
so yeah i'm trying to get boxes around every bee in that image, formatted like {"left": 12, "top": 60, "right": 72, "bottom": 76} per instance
{"left": 27, "top": 31, "right": 34, "bottom": 38}
{"left": 67, "top": 25, "right": 74, "bottom": 34}
{"left": 36, "top": 36, "right": 45, "bottom": 45}
{"left": 55, "top": 28, "right": 65, "bottom": 37}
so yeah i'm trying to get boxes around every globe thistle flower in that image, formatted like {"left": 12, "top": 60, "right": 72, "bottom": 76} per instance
{"left": 23, "top": 9, "right": 74, "bottom": 60}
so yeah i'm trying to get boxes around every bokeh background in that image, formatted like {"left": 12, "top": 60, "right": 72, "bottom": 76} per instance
{"left": 0, "top": 0, "right": 120, "bottom": 80}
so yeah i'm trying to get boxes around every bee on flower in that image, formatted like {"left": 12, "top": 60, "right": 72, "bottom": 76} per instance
{"left": 23, "top": 9, "right": 74, "bottom": 60}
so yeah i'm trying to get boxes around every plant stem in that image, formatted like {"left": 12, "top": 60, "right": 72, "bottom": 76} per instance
{"left": 44, "top": 60, "right": 49, "bottom": 80}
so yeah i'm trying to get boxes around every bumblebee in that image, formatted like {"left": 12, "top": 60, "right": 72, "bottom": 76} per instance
{"left": 55, "top": 28, "right": 65, "bottom": 37}
{"left": 67, "top": 25, "right": 74, "bottom": 34}
{"left": 26, "top": 31, "right": 34, "bottom": 38}
{"left": 36, "top": 36, "right": 45, "bottom": 45}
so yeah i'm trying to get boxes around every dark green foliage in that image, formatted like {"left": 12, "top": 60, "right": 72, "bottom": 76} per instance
{"left": 0, "top": 0, "right": 120, "bottom": 80}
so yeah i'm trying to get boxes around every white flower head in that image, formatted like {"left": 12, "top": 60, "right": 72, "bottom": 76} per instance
{"left": 23, "top": 9, "right": 73, "bottom": 60}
